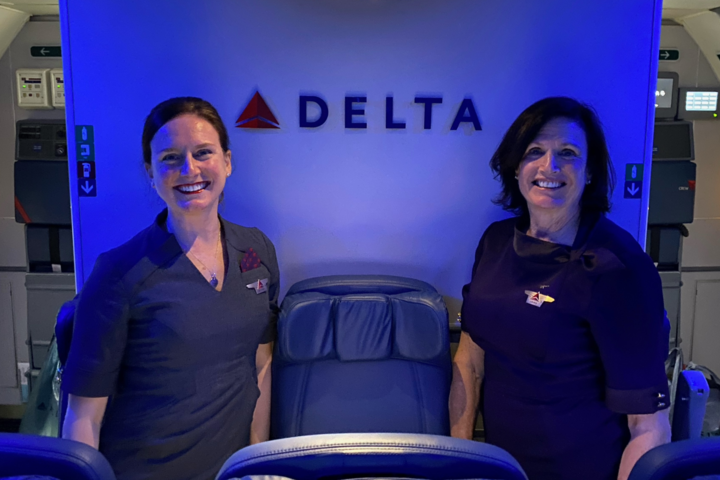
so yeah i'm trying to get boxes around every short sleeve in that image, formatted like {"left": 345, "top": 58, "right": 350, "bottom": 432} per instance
{"left": 586, "top": 254, "right": 670, "bottom": 414}
{"left": 460, "top": 229, "right": 489, "bottom": 334}
{"left": 62, "top": 253, "right": 130, "bottom": 397}
{"left": 259, "top": 231, "right": 280, "bottom": 344}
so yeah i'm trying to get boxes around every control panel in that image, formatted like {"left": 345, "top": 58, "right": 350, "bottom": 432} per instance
{"left": 15, "top": 120, "right": 67, "bottom": 161}
{"left": 16, "top": 68, "right": 51, "bottom": 109}
{"left": 50, "top": 68, "right": 65, "bottom": 108}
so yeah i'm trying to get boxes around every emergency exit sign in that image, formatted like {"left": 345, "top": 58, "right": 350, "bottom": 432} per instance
{"left": 30, "top": 46, "right": 61, "bottom": 57}
{"left": 659, "top": 49, "right": 679, "bottom": 61}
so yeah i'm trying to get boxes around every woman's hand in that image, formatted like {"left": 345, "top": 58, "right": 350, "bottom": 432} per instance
{"left": 62, "top": 394, "right": 109, "bottom": 449}
{"left": 617, "top": 409, "right": 671, "bottom": 480}
{"left": 449, "top": 331, "right": 485, "bottom": 439}
{"left": 250, "top": 341, "right": 273, "bottom": 444}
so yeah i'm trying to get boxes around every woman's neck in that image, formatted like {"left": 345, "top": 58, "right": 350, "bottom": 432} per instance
{"left": 166, "top": 207, "right": 221, "bottom": 250}
{"left": 526, "top": 206, "right": 581, "bottom": 246}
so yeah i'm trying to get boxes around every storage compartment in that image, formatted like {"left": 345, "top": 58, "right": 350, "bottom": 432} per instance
{"left": 14, "top": 160, "right": 71, "bottom": 226}
{"left": 648, "top": 160, "right": 696, "bottom": 225}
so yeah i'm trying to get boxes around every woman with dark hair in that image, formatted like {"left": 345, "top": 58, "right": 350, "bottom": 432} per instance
{"left": 449, "top": 97, "right": 670, "bottom": 480}
{"left": 61, "top": 97, "right": 278, "bottom": 479}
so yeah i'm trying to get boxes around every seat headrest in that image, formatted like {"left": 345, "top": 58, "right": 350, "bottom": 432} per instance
{"left": 286, "top": 275, "right": 437, "bottom": 297}
{"left": 0, "top": 433, "right": 117, "bottom": 480}
{"left": 216, "top": 432, "right": 529, "bottom": 480}
{"left": 278, "top": 277, "right": 448, "bottom": 364}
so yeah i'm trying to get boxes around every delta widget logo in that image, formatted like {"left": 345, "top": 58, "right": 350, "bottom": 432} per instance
{"left": 236, "top": 91, "right": 280, "bottom": 129}
{"left": 236, "top": 89, "right": 482, "bottom": 131}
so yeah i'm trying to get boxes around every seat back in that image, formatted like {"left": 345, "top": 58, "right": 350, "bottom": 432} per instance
{"left": 628, "top": 437, "right": 720, "bottom": 480}
{"left": 271, "top": 275, "right": 451, "bottom": 439}
{"left": 216, "top": 432, "right": 528, "bottom": 480}
{"left": 0, "top": 433, "right": 116, "bottom": 480}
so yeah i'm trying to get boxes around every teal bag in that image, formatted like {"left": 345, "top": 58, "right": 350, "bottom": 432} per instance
{"left": 18, "top": 339, "right": 60, "bottom": 437}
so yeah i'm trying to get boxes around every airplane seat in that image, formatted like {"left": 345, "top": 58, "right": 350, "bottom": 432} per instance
{"left": 0, "top": 433, "right": 116, "bottom": 480}
{"left": 271, "top": 275, "right": 451, "bottom": 439}
{"left": 627, "top": 436, "right": 720, "bottom": 480}
{"left": 216, "top": 432, "right": 528, "bottom": 480}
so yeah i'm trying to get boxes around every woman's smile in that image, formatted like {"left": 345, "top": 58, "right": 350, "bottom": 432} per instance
{"left": 174, "top": 181, "right": 211, "bottom": 195}
{"left": 532, "top": 179, "right": 566, "bottom": 190}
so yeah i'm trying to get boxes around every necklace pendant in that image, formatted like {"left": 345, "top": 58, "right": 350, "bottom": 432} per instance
{"left": 210, "top": 274, "right": 218, "bottom": 288}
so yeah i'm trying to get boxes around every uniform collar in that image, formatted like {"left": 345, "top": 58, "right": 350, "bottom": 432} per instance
{"left": 148, "top": 208, "right": 240, "bottom": 263}
{"left": 513, "top": 212, "right": 597, "bottom": 264}
{"left": 513, "top": 212, "right": 625, "bottom": 275}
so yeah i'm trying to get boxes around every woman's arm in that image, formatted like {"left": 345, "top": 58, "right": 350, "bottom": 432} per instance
{"left": 617, "top": 410, "right": 671, "bottom": 480}
{"left": 449, "top": 331, "right": 485, "bottom": 439}
{"left": 62, "top": 394, "right": 109, "bottom": 449}
{"left": 250, "top": 341, "right": 273, "bottom": 444}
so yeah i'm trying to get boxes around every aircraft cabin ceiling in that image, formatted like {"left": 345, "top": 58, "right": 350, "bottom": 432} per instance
{"left": 662, "top": 0, "right": 720, "bottom": 20}
{"left": 0, "top": 0, "right": 56, "bottom": 16}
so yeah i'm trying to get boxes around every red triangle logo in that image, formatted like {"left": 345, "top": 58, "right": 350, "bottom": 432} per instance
{"left": 236, "top": 91, "right": 280, "bottom": 129}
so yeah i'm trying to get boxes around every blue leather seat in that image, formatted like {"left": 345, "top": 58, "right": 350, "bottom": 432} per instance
{"left": 628, "top": 436, "right": 720, "bottom": 480}
{"left": 216, "top": 432, "right": 528, "bottom": 480}
{"left": 271, "top": 275, "right": 451, "bottom": 439}
{"left": 0, "top": 433, "right": 116, "bottom": 480}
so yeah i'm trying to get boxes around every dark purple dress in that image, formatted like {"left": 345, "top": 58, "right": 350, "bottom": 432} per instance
{"left": 461, "top": 213, "right": 669, "bottom": 480}
{"left": 63, "top": 210, "right": 279, "bottom": 480}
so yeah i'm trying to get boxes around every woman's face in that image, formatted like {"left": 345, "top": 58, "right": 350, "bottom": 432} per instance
{"left": 147, "top": 114, "right": 231, "bottom": 215}
{"left": 517, "top": 117, "right": 589, "bottom": 216}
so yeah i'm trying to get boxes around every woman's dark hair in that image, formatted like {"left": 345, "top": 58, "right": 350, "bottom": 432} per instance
{"left": 490, "top": 96, "right": 616, "bottom": 216}
{"left": 142, "top": 97, "right": 230, "bottom": 165}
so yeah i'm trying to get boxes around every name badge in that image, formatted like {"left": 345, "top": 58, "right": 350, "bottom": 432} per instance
{"left": 247, "top": 278, "right": 269, "bottom": 294}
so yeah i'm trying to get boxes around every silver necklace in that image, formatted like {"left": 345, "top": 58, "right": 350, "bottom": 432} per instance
{"left": 187, "top": 230, "right": 222, "bottom": 288}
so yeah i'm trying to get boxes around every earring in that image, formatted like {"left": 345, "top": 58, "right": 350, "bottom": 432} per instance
{"left": 514, "top": 175, "right": 518, "bottom": 180}
{"left": 150, "top": 179, "right": 155, "bottom": 188}
{"left": 586, "top": 179, "right": 591, "bottom": 185}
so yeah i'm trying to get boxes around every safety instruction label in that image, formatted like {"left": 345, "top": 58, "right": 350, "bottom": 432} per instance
{"left": 79, "top": 179, "right": 96, "bottom": 197}
{"left": 77, "top": 161, "right": 95, "bottom": 179}
{"left": 624, "top": 181, "right": 641, "bottom": 199}
{"left": 75, "top": 125, "right": 97, "bottom": 197}
{"left": 625, "top": 163, "right": 643, "bottom": 182}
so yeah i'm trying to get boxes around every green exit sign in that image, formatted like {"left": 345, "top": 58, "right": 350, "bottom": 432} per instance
{"left": 30, "top": 46, "right": 61, "bottom": 57}
{"left": 659, "top": 49, "right": 679, "bottom": 61}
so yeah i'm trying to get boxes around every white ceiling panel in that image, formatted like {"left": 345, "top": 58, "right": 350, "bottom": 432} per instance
{"left": 0, "top": 0, "right": 58, "bottom": 15}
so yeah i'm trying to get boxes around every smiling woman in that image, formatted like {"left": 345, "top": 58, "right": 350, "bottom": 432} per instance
{"left": 60, "top": 97, "right": 280, "bottom": 480}
{"left": 143, "top": 101, "right": 232, "bottom": 216}
{"left": 449, "top": 97, "right": 671, "bottom": 480}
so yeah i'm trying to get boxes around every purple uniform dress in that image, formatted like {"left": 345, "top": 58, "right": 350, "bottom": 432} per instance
{"left": 461, "top": 213, "right": 670, "bottom": 480}
{"left": 63, "top": 210, "right": 279, "bottom": 480}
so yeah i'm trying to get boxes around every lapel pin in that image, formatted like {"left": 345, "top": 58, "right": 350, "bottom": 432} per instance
{"left": 525, "top": 290, "right": 555, "bottom": 307}
{"left": 246, "top": 278, "right": 269, "bottom": 294}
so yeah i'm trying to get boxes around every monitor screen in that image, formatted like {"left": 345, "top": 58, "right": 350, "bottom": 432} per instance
{"left": 678, "top": 87, "right": 720, "bottom": 119}
{"left": 685, "top": 91, "right": 718, "bottom": 111}
{"left": 656, "top": 78, "right": 674, "bottom": 109}
{"left": 655, "top": 72, "right": 679, "bottom": 119}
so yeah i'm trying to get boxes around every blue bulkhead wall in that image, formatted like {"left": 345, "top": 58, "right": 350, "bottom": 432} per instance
{"left": 60, "top": 0, "right": 662, "bottom": 298}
